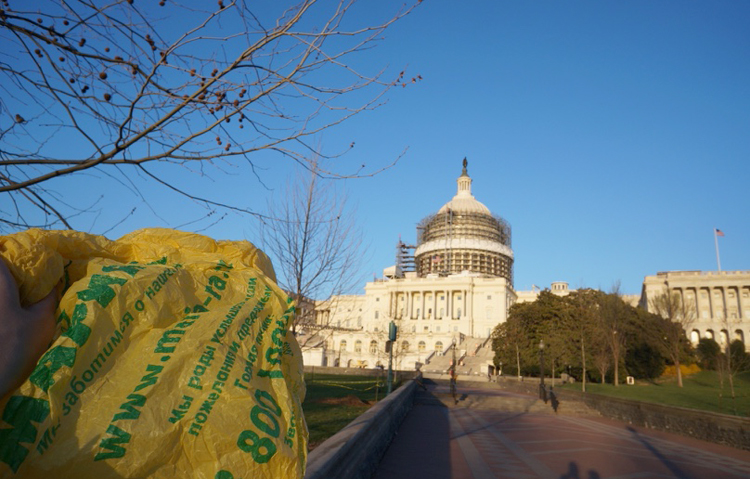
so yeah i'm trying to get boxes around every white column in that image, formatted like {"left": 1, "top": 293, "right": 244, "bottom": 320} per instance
{"left": 463, "top": 289, "right": 468, "bottom": 318}
{"left": 447, "top": 290, "right": 452, "bottom": 320}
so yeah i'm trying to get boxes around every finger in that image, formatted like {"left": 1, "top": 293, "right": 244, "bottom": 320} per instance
{"left": 0, "top": 258, "right": 22, "bottom": 308}
{"left": 26, "top": 288, "right": 59, "bottom": 349}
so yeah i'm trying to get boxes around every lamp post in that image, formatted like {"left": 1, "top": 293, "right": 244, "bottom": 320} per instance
{"left": 451, "top": 337, "right": 457, "bottom": 376}
{"left": 387, "top": 321, "right": 397, "bottom": 395}
{"left": 538, "top": 340, "right": 546, "bottom": 402}
{"left": 450, "top": 337, "right": 458, "bottom": 403}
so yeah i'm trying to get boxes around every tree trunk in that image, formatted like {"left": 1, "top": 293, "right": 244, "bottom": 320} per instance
{"left": 613, "top": 338, "right": 619, "bottom": 387}
{"left": 552, "top": 359, "right": 556, "bottom": 388}
{"left": 581, "top": 339, "right": 587, "bottom": 393}
{"left": 675, "top": 355, "right": 683, "bottom": 388}
{"left": 515, "top": 344, "right": 521, "bottom": 378}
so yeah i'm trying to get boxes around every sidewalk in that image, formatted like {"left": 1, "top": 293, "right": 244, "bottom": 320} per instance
{"left": 373, "top": 380, "right": 750, "bottom": 479}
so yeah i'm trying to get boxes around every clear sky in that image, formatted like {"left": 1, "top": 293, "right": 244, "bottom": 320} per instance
{"left": 6, "top": 1, "right": 749, "bottom": 296}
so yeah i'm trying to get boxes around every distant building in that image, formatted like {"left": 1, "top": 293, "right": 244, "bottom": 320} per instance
{"left": 515, "top": 281, "right": 574, "bottom": 303}
{"left": 640, "top": 270, "right": 750, "bottom": 347}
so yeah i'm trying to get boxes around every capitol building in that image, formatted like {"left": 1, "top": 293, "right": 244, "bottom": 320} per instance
{"left": 300, "top": 160, "right": 749, "bottom": 372}
{"left": 301, "top": 160, "right": 524, "bottom": 373}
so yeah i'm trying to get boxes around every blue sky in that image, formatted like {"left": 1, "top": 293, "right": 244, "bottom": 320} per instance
{"left": 6, "top": 1, "right": 749, "bottom": 296}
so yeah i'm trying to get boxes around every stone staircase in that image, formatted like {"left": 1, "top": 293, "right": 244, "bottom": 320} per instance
{"left": 421, "top": 337, "right": 497, "bottom": 377}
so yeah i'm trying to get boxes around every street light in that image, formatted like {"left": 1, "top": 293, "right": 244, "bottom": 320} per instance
{"left": 450, "top": 337, "right": 458, "bottom": 403}
{"left": 451, "top": 337, "right": 457, "bottom": 374}
{"left": 538, "top": 340, "right": 546, "bottom": 402}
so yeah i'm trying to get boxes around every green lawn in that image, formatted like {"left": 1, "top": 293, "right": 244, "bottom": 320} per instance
{"left": 302, "top": 372, "right": 400, "bottom": 448}
{"left": 560, "top": 370, "right": 750, "bottom": 417}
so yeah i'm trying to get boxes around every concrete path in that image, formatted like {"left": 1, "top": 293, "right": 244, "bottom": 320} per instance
{"left": 373, "top": 380, "right": 750, "bottom": 479}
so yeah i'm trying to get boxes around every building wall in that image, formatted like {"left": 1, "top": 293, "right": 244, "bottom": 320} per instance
{"left": 301, "top": 273, "right": 515, "bottom": 369}
{"left": 640, "top": 270, "right": 750, "bottom": 348}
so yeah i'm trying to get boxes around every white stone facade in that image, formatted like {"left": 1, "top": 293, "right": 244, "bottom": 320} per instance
{"left": 640, "top": 270, "right": 750, "bottom": 348}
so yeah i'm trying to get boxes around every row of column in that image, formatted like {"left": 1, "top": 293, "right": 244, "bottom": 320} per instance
{"left": 389, "top": 289, "right": 472, "bottom": 321}
{"left": 674, "top": 285, "right": 750, "bottom": 320}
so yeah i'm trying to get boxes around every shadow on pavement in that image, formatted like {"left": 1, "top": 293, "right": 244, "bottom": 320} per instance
{"left": 626, "top": 426, "right": 692, "bottom": 479}
{"left": 372, "top": 379, "right": 452, "bottom": 479}
{"left": 559, "top": 461, "right": 601, "bottom": 479}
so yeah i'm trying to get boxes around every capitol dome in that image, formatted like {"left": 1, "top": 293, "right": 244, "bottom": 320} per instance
{"left": 414, "top": 159, "right": 513, "bottom": 283}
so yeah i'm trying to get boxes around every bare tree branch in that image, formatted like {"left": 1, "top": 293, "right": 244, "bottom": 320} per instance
{"left": 260, "top": 155, "right": 367, "bottom": 341}
{"left": 0, "top": 0, "right": 421, "bottom": 231}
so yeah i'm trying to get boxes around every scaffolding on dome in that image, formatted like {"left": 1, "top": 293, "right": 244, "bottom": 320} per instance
{"left": 415, "top": 208, "right": 513, "bottom": 284}
{"left": 396, "top": 239, "right": 416, "bottom": 274}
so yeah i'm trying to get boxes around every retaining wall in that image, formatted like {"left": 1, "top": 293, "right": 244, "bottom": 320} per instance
{"left": 496, "top": 377, "right": 750, "bottom": 451}
{"left": 303, "top": 377, "right": 418, "bottom": 479}
{"left": 559, "top": 388, "right": 750, "bottom": 451}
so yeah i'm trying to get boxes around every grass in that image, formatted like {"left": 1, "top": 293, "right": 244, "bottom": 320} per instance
{"left": 559, "top": 370, "right": 750, "bottom": 417}
{"left": 302, "top": 372, "right": 401, "bottom": 448}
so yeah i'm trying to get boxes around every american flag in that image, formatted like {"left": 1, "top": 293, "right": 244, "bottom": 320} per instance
{"left": 716, "top": 228, "right": 725, "bottom": 237}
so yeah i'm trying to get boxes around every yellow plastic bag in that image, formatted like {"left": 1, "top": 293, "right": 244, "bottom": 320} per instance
{"left": 0, "top": 229, "right": 307, "bottom": 478}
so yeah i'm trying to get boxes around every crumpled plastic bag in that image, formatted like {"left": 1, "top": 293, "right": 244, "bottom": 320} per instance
{"left": 0, "top": 228, "right": 307, "bottom": 478}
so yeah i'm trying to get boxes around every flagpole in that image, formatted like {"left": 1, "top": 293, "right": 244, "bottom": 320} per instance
{"left": 714, "top": 228, "right": 722, "bottom": 272}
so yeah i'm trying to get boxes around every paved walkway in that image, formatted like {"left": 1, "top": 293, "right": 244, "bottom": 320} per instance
{"left": 373, "top": 380, "right": 750, "bottom": 479}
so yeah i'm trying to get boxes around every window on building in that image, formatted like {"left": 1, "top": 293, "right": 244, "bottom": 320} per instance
{"left": 354, "top": 340, "right": 362, "bottom": 353}
{"left": 424, "top": 326, "right": 429, "bottom": 332}
{"left": 375, "top": 311, "right": 379, "bottom": 319}
{"left": 457, "top": 295, "right": 462, "bottom": 301}
{"left": 370, "top": 340, "right": 378, "bottom": 354}
{"left": 457, "top": 308, "right": 462, "bottom": 319}
{"left": 439, "top": 308, "right": 444, "bottom": 318}
{"left": 340, "top": 340, "right": 347, "bottom": 351}
{"left": 436, "top": 326, "right": 441, "bottom": 332}
{"left": 487, "top": 295, "right": 492, "bottom": 300}
{"left": 411, "top": 325, "right": 416, "bottom": 332}
{"left": 401, "top": 341, "right": 409, "bottom": 351}
{"left": 435, "top": 341, "right": 443, "bottom": 352}
{"left": 357, "top": 317, "right": 362, "bottom": 328}
{"left": 418, "top": 341, "right": 426, "bottom": 352}
{"left": 428, "top": 308, "right": 432, "bottom": 319}
{"left": 440, "top": 295, "right": 444, "bottom": 301}
{"left": 376, "top": 297, "right": 380, "bottom": 302}
{"left": 416, "top": 308, "right": 421, "bottom": 318}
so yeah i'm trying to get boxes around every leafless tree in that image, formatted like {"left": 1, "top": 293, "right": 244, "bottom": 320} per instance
{"left": 260, "top": 156, "right": 365, "bottom": 339}
{"left": 566, "top": 289, "right": 599, "bottom": 392}
{"left": 0, "top": 0, "right": 419, "bottom": 231}
{"left": 600, "top": 283, "right": 627, "bottom": 386}
{"left": 649, "top": 289, "right": 696, "bottom": 387}
{"left": 716, "top": 313, "right": 750, "bottom": 412}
